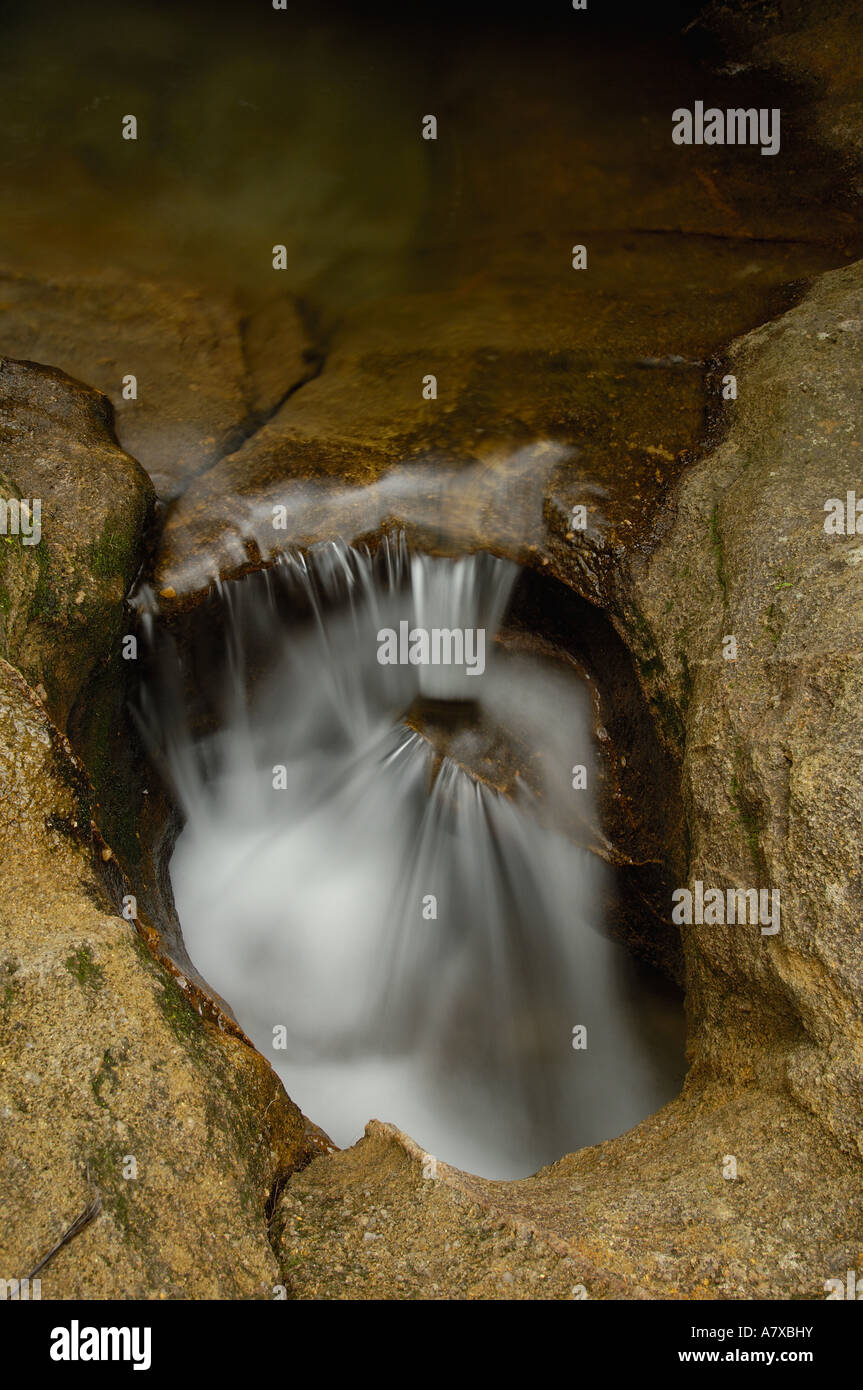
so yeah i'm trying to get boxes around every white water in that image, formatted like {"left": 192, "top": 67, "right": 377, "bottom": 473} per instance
{"left": 141, "top": 539, "right": 679, "bottom": 1178}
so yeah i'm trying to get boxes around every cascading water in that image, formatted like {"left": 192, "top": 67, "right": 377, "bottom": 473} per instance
{"left": 138, "top": 537, "right": 682, "bottom": 1179}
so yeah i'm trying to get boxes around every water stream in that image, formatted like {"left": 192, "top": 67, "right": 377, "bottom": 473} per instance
{"left": 139, "top": 539, "right": 684, "bottom": 1178}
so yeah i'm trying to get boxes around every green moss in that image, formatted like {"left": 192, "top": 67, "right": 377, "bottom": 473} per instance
{"left": 28, "top": 544, "right": 61, "bottom": 622}
{"left": 730, "top": 771, "right": 762, "bottom": 868}
{"left": 64, "top": 945, "right": 104, "bottom": 990}
{"left": 650, "top": 687, "right": 686, "bottom": 747}
{"left": 763, "top": 575, "right": 796, "bottom": 648}
{"left": 52, "top": 757, "right": 94, "bottom": 828}
{"left": 677, "top": 646, "right": 694, "bottom": 712}
{"left": 709, "top": 504, "right": 728, "bottom": 601}
{"left": 91, "top": 1047, "right": 120, "bottom": 1109}
{"left": 202, "top": 1091, "right": 265, "bottom": 1220}
{"left": 637, "top": 654, "right": 663, "bottom": 679}
{"left": 86, "top": 518, "right": 135, "bottom": 580}
{"left": 126, "top": 933, "right": 206, "bottom": 1054}
{"left": 763, "top": 602, "right": 780, "bottom": 647}
{"left": 86, "top": 1140, "right": 143, "bottom": 1247}
{"left": 154, "top": 971, "right": 208, "bottom": 1059}
{"left": 626, "top": 602, "right": 654, "bottom": 646}
{"left": 71, "top": 650, "right": 142, "bottom": 872}
{"left": 625, "top": 598, "right": 686, "bottom": 748}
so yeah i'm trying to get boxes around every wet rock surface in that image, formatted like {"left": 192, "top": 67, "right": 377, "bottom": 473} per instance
{"left": 3, "top": 2, "right": 860, "bottom": 587}
{"left": 0, "top": 357, "right": 154, "bottom": 727}
{"left": 155, "top": 254, "right": 838, "bottom": 599}
{"left": 0, "top": 271, "right": 314, "bottom": 499}
{"left": 701, "top": 0, "right": 863, "bottom": 165}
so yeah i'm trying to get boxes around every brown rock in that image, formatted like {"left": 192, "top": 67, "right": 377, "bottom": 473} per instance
{"left": 0, "top": 357, "right": 154, "bottom": 728}
{"left": 0, "top": 271, "right": 314, "bottom": 498}
{"left": 0, "top": 657, "right": 309, "bottom": 1298}
{"left": 155, "top": 233, "right": 849, "bottom": 603}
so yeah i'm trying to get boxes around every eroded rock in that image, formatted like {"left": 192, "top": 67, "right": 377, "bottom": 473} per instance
{"left": 0, "top": 273, "right": 314, "bottom": 499}
{"left": 627, "top": 258, "right": 863, "bottom": 1156}
{"left": 275, "top": 1095, "right": 863, "bottom": 1299}
{"left": 154, "top": 238, "right": 848, "bottom": 602}
{"left": 0, "top": 657, "right": 309, "bottom": 1298}
{"left": 0, "top": 358, "right": 154, "bottom": 728}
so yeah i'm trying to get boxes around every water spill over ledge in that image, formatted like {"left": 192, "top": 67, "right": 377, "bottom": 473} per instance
{"left": 136, "top": 537, "right": 685, "bottom": 1180}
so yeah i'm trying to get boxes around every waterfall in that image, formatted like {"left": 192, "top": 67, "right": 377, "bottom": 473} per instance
{"left": 138, "top": 538, "right": 679, "bottom": 1178}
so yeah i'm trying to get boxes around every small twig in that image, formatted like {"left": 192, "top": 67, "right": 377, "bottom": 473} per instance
{"left": 26, "top": 1189, "right": 102, "bottom": 1281}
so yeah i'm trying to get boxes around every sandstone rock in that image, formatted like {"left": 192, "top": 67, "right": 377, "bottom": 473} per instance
{"left": 0, "top": 357, "right": 154, "bottom": 728}
{"left": 627, "top": 258, "right": 863, "bottom": 1157}
{"left": 0, "top": 656, "right": 309, "bottom": 1298}
{"left": 275, "top": 1097, "right": 863, "bottom": 1299}
{"left": 0, "top": 272, "right": 314, "bottom": 499}
{"left": 155, "top": 231, "right": 848, "bottom": 602}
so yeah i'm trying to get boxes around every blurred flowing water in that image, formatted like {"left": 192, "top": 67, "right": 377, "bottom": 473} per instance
{"left": 140, "top": 539, "right": 683, "bottom": 1178}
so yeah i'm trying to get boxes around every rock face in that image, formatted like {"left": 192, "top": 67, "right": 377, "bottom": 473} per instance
{"left": 0, "top": 358, "right": 154, "bottom": 728}
{"left": 0, "top": 653, "right": 309, "bottom": 1298}
{"left": 0, "top": 272, "right": 315, "bottom": 499}
{"left": 627, "top": 259, "right": 863, "bottom": 1158}
{"left": 145, "top": 5, "right": 863, "bottom": 603}
{"left": 275, "top": 1095, "right": 863, "bottom": 1300}
{"left": 0, "top": 362, "right": 313, "bottom": 1296}
{"left": 701, "top": 0, "right": 863, "bottom": 166}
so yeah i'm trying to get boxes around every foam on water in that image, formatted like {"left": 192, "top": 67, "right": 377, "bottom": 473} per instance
{"left": 140, "top": 539, "right": 680, "bottom": 1178}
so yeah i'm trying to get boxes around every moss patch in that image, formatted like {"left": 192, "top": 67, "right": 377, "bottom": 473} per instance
{"left": 87, "top": 518, "right": 137, "bottom": 581}
{"left": 91, "top": 1047, "right": 121, "bottom": 1109}
{"left": 64, "top": 945, "right": 105, "bottom": 990}
{"left": 730, "top": 771, "right": 762, "bottom": 870}
{"left": 709, "top": 503, "right": 728, "bottom": 602}
{"left": 85, "top": 1140, "right": 144, "bottom": 1248}
{"left": 28, "top": 544, "right": 61, "bottom": 623}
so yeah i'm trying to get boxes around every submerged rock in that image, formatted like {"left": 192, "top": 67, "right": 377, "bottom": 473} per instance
{"left": 0, "top": 272, "right": 314, "bottom": 499}
{"left": 154, "top": 239, "right": 849, "bottom": 602}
